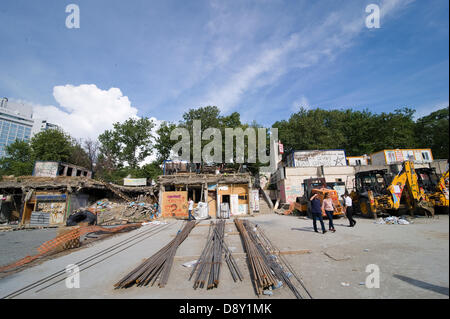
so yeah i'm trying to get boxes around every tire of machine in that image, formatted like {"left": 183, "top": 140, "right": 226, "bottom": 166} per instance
{"left": 359, "top": 197, "right": 375, "bottom": 219}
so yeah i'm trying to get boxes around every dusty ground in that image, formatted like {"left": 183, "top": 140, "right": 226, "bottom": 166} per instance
{"left": 0, "top": 213, "right": 448, "bottom": 299}
{"left": 0, "top": 228, "right": 58, "bottom": 267}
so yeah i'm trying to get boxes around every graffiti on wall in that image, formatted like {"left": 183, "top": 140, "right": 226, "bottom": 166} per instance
{"left": 162, "top": 191, "right": 188, "bottom": 218}
{"left": 285, "top": 185, "right": 302, "bottom": 204}
{"left": 34, "top": 162, "right": 59, "bottom": 177}
{"left": 293, "top": 150, "right": 346, "bottom": 167}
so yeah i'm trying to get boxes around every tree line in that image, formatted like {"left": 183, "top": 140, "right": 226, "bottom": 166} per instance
{"left": 0, "top": 105, "right": 448, "bottom": 182}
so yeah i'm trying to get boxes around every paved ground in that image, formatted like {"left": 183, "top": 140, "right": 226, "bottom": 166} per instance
{"left": 0, "top": 228, "right": 58, "bottom": 267}
{"left": 0, "top": 214, "right": 448, "bottom": 299}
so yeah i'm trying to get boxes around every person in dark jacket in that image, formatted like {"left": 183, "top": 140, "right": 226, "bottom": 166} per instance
{"left": 310, "top": 193, "right": 326, "bottom": 234}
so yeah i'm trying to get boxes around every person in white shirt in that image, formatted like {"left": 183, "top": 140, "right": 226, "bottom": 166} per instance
{"left": 188, "top": 198, "right": 195, "bottom": 221}
{"left": 343, "top": 192, "right": 356, "bottom": 227}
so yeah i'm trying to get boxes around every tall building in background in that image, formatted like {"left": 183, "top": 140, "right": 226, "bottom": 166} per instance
{"left": 0, "top": 97, "right": 58, "bottom": 158}
{"left": 32, "top": 119, "right": 59, "bottom": 135}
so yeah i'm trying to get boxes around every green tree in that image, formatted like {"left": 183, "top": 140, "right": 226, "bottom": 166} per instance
{"left": 70, "top": 140, "right": 91, "bottom": 168}
{"left": 415, "top": 106, "right": 449, "bottom": 159}
{"left": 125, "top": 161, "right": 163, "bottom": 181}
{"left": 274, "top": 107, "right": 421, "bottom": 158}
{"left": 98, "top": 117, "right": 155, "bottom": 169}
{"left": 154, "top": 121, "right": 177, "bottom": 163}
{"left": 31, "top": 128, "right": 74, "bottom": 162}
{"left": 273, "top": 107, "right": 346, "bottom": 156}
{"left": 370, "top": 107, "right": 417, "bottom": 151}
{"left": 0, "top": 140, "right": 34, "bottom": 177}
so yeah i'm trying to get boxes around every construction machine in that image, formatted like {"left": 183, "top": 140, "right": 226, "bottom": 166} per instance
{"left": 351, "top": 161, "right": 435, "bottom": 218}
{"left": 351, "top": 169, "right": 392, "bottom": 218}
{"left": 415, "top": 167, "right": 449, "bottom": 213}
{"left": 286, "top": 178, "right": 346, "bottom": 218}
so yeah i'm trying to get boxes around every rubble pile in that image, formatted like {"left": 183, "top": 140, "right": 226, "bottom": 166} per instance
{"left": 87, "top": 199, "right": 160, "bottom": 226}
{"left": 375, "top": 216, "right": 412, "bottom": 225}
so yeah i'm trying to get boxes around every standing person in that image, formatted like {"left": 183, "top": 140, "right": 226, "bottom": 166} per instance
{"left": 188, "top": 198, "right": 195, "bottom": 221}
{"left": 321, "top": 193, "right": 336, "bottom": 232}
{"left": 343, "top": 192, "right": 356, "bottom": 227}
{"left": 310, "top": 194, "right": 326, "bottom": 234}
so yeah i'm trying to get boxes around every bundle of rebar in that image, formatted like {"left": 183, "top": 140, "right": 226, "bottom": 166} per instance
{"left": 234, "top": 219, "right": 277, "bottom": 294}
{"left": 255, "top": 222, "right": 313, "bottom": 299}
{"left": 190, "top": 220, "right": 243, "bottom": 289}
{"left": 114, "top": 220, "right": 196, "bottom": 289}
{"left": 235, "top": 219, "right": 309, "bottom": 299}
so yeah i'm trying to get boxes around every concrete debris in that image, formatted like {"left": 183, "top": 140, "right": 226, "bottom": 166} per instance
{"left": 375, "top": 216, "right": 411, "bottom": 225}
{"left": 74, "top": 198, "right": 160, "bottom": 226}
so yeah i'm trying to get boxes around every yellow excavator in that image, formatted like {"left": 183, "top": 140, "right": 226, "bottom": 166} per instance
{"left": 351, "top": 161, "right": 435, "bottom": 218}
{"left": 416, "top": 167, "right": 449, "bottom": 214}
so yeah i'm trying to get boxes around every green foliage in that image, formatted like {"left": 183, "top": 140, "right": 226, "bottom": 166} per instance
{"left": 1, "top": 129, "right": 93, "bottom": 177}
{"left": 1, "top": 105, "right": 447, "bottom": 181}
{"left": 274, "top": 107, "right": 346, "bottom": 155}
{"left": 415, "top": 107, "right": 449, "bottom": 159}
{"left": 70, "top": 141, "right": 91, "bottom": 168}
{"left": 274, "top": 107, "right": 421, "bottom": 158}
{"left": 95, "top": 161, "right": 162, "bottom": 184}
{"left": 98, "top": 117, "right": 155, "bottom": 169}
{"left": 182, "top": 106, "right": 222, "bottom": 129}
{"left": 154, "top": 121, "right": 177, "bottom": 163}
{"left": 31, "top": 128, "right": 74, "bottom": 162}
{"left": 0, "top": 140, "right": 34, "bottom": 176}
{"left": 174, "top": 106, "right": 252, "bottom": 165}
{"left": 129, "top": 161, "right": 163, "bottom": 181}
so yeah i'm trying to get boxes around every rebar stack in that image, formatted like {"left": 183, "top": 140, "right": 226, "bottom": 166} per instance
{"left": 235, "top": 219, "right": 309, "bottom": 299}
{"left": 114, "top": 220, "right": 196, "bottom": 289}
{"left": 190, "top": 220, "right": 243, "bottom": 289}
{"left": 234, "top": 219, "right": 278, "bottom": 295}
{"left": 256, "top": 222, "right": 313, "bottom": 299}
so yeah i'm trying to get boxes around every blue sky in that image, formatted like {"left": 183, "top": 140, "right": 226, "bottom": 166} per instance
{"left": 0, "top": 0, "right": 448, "bottom": 139}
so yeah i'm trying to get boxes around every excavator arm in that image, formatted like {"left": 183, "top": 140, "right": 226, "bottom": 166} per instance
{"left": 437, "top": 169, "right": 449, "bottom": 206}
{"left": 385, "top": 161, "right": 434, "bottom": 216}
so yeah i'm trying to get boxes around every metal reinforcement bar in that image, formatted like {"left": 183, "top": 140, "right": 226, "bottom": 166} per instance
{"left": 190, "top": 220, "right": 242, "bottom": 290}
{"left": 114, "top": 220, "right": 196, "bottom": 289}
{"left": 235, "top": 219, "right": 310, "bottom": 299}
{"left": 235, "top": 219, "right": 277, "bottom": 295}
{"left": 3, "top": 222, "right": 170, "bottom": 299}
{"left": 256, "top": 223, "right": 313, "bottom": 299}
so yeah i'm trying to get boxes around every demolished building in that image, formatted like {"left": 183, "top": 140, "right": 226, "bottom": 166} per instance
{"left": 0, "top": 176, "right": 156, "bottom": 227}
{"left": 157, "top": 172, "right": 270, "bottom": 218}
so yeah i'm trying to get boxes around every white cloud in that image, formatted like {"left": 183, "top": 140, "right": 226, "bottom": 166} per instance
{"left": 32, "top": 84, "right": 139, "bottom": 140}
{"left": 19, "top": 84, "right": 162, "bottom": 165}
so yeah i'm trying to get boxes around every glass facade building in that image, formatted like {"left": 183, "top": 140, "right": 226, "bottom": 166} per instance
{"left": 0, "top": 99, "right": 35, "bottom": 158}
